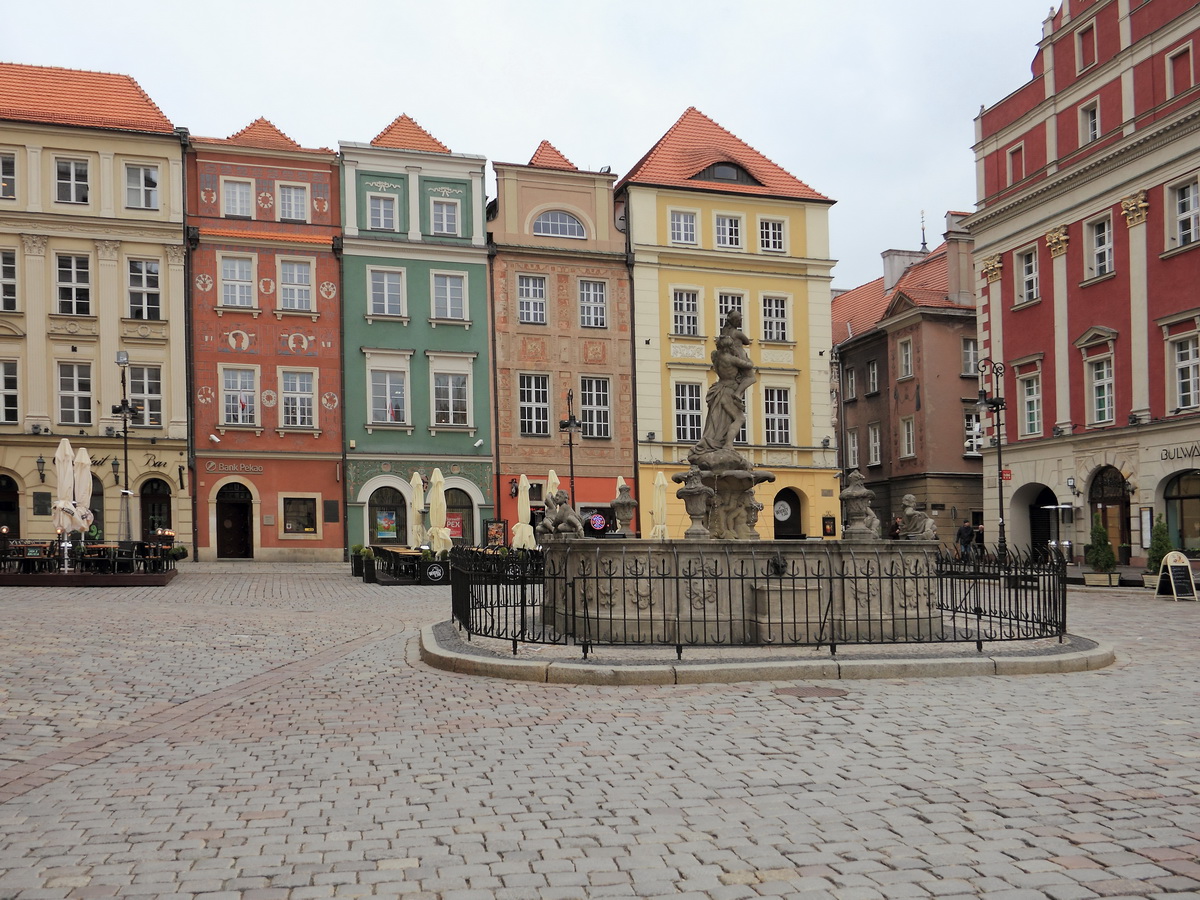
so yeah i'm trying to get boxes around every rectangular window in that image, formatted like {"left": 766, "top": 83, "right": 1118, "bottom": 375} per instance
{"left": 128, "top": 259, "right": 160, "bottom": 320}
{"left": 0, "top": 361, "right": 16, "bottom": 423}
{"left": 669, "top": 210, "right": 696, "bottom": 244}
{"left": 369, "top": 269, "right": 404, "bottom": 316}
{"left": 1078, "top": 23, "right": 1097, "bottom": 70}
{"left": 962, "top": 338, "right": 979, "bottom": 375}
{"left": 56, "top": 159, "right": 88, "bottom": 203}
{"left": 433, "top": 373, "right": 468, "bottom": 425}
{"left": 283, "top": 497, "right": 317, "bottom": 534}
{"left": 846, "top": 428, "right": 859, "bottom": 469}
{"left": 1020, "top": 374, "right": 1042, "bottom": 436}
{"left": 764, "top": 388, "right": 791, "bottom": 444}
{"left": 1090, "top": 357, "right": 1114, "bottom": 423}
{"left": 868, "top": 423, "right": 881, "bottom": 465}
{"left": 518, "top": 275, "right": 546, "bottom": 324}
{"left": 1081, "top": 100, "right": 1100, "bottom": 144}
{"left": 762, "top": 296, "right": 788, "bottom": 341}
{"left": 433, "top": 273, "right": 465, "bottom": 319}
{"left": 519, "top": 374, "right": 550, "bottom": 436}
{"left": 674, "top": 383, "right": 702, "bottom": 443}
{"left": 432, "top": 200, "right": 459, "bottom": 235}
{"left": 282, "top": 370, "right": 314, "bottom": 428}
{"left": 370, "top": 370, "right": 407, "bottom": 423}
{"left": 1176, "top": 336, "right": 1200, "bottom": 410}
{"left": 964, "top": 410, "right": 982, "bottom": 455}
{"left": 129, "top": 365, "right": 162, "bottom": 427}
{"left": 221, "top": 257, "right": 253, "bottom": 307}
{"left": 580, "top": 376, "right": 610, "bottom": 438}
{"left": 125, "top": 164, "right": 158, "bottom": 210}
{"left": 844, "top": 366, "right": 857, "bottom": 400}
{"left": 1169, "top": 46, "right": 1193, "bottom": 97}
{"left": 58, "top": 362, "right": 91, "bottom": 425}
{"left": 280, "top": 261, "right": 312, "bottom": 311}
{"left": 1088, "top": 216, "right": 1113, "bottom": 278}
{"left": 1, "top": 153, "right": 14, "bottom": 199}
{"left": 278, "top": 184, "right": 308, "bottom": 222}
{"left": 760, "top": 219, "right": 784, "bottom": 252}
{"left": 673, "top": 290, "right": 698, "bottom": 336}
{"left": 223, "top": 180, "right": 252, "bottom": 218}
{"left": 222, "top": 368, "right": 257, "bottom": 425}
{"left": 0, "top": 249, "right": 15, "bottom": 311}
{"left": 1017, "top": 248, "right": 1039, "bottom": 303}
{"left": 1174, "top": 179, "right": 1199, "bottom": 248}
{"left": 898, "top": 338, "right": 913, "bottom": 378}
{"left": 579, "top": 280, "right": 607, "bottom": 328}
{"left": 715, "top": 215, "right": 742, "bottom": 248}
{"left": 901, "top": 416, "right": 915, "bottom": 458}
{"left": 368, "top": 195, "right": 396, "bottom": 230}
{"left": 1007, "top": 145, "right": 1025, "bottom": 185}
{"left": 867, "top": 359, "right": 879, "bottom": 394}
{"left": 718, "top": 292, "right": 743, "bottom": 325}
{"left": 56, "top": 255, "right": 90, "bottom": 315}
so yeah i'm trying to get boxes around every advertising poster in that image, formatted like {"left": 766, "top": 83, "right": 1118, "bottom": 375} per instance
{"left": 446, "top": 513, "right": 463, "bottom": 539}
{"left": 376, "top": 509, "right": 397, "bottom": 538}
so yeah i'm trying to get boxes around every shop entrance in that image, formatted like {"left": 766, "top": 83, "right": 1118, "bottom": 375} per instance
{"left": 0, "top": 474, "right": 18, "bottom": 536}
{"left": 141, "top": 478, "right": 172, "bottom": 539}
{"left": 216, "top": 482, "right": 253, "bottom": 559}
{"left": 772, "top": 488, "right": 805, "bottom": 539}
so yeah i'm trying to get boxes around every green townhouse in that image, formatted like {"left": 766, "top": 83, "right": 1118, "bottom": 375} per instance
{"left": 340, "top": 115, "right": 492, "bottom": 550}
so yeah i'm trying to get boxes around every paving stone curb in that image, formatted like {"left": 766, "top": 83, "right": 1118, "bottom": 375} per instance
{"left": 419, "top": 624, "right": 1116, "bottom": 684}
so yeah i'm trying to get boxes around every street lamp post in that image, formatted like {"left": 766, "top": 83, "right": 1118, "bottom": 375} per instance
{"left": 977, "top": 358, "right": 1008, "bottom": 562}
{"left": 113, "top": 351, "right": 133, "bottom": 543}
{"left": 558, "top": 389, "right": 582, "bottom": 506}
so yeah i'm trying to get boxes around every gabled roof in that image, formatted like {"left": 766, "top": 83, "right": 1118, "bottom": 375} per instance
{"left": 833, "top": 242, "right": 959, "bottom": 344}
{"left": 618, "top": 107, "right": 830, "bottom": 201}
{"left": 886, "top": 243, "right": 959, "bottom": 314}
{"left": 0, "top": 62, "right": 174, "bottom": 134}
{"left": 832, "top": 277, "right": 888, "bottom": 345}
{"left": 371, "top": 114, "right": 450, "bottom": 153}
{"left": 528, "top": 140, "right": 578, "bottom": 171}
{"left": 192, "top": 117, "right": 333, "bottom": 155}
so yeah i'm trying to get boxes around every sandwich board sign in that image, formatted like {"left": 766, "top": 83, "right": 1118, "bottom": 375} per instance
{"left": 1155, "top": 550, "right": 1197, "bottom": 601}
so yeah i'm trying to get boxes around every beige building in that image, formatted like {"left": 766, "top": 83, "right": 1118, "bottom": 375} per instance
{"left": 0, "top": 64, "right": 191, "bottom": 545}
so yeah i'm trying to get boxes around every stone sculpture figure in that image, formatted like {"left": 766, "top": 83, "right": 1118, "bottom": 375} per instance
{"left": 692, "top": 311, "right": 756, "bottom": 456}
{"left": 900, "top": 493, "right": 937, "bottom": 540}
{"left": 536, "top": 489, "right": 585, "bottom": 539}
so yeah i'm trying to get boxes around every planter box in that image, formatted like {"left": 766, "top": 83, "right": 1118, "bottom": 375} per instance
{"left": 1083, "top": 571, "right": 1119, "bottom": 586}
{"left": 351, "top": 555, "right": 363, "bottom": 578}
{"left": 362, "top": 558, "right": 377, "bottom": 584}
{"left": 420, "top": 558, "right": 450, "bottom": 585}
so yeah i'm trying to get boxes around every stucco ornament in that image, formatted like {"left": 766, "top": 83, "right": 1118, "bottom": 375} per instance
{"left": 321, "top": 392, "right": 338, "bottom": 410}
{"left": 1045, "top": 225, "right": 1069, "bottom": 258}
{"left": 197, "top": 386, "right": 215, "bottom": 405}
{"left": 319, "top": 281, "right": 337, "bottom": 299}
{"left": 195, "top": 274, "right": 213, "bottom": 292}
{"left": 313, "top": 197, "right": 328, "bottom": 213}
{"left": 261, "top": 390, "right": 277, "bottom": 408}
{"left": 259, "top": 278, "right": 275, "bottom": 294}
{"left": 1121, "top": 190, "right": 1149, "bottom": 227}
{"left": 981, "top": 255, "right": 1003, "bottom": 283}
{"left": 257, "top": 192, "right": 274, "bottom": 209}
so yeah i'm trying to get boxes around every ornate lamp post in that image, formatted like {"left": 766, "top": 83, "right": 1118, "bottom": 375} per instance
{"left": 558, "top": 388, "right": 582, "bottom": 506}
{"left": 113, "top": 351, "right": 133, "bottom": 543}
{"left": 977, "top": 358, "right": 1008, "bottom": 561}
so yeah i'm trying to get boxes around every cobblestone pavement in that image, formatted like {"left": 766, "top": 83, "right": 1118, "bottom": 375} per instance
{"left": 0, "top": 562, "right": 1198, "bottom": 899}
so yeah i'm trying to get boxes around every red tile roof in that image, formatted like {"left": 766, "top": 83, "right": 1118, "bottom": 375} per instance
{"left": 371, "top": 115, "right": 450, "bottom": 153}
{"left": 192, "top": 118, "right": 333, "bottom": 155}
{"left": 832, "top": 277, "right": 887, "bottom": 344}
{"left": 0, "top": 62, "right": 174, "bottom": 134}
{"left": 618, "top": 107, "right": 830, "bottom": 201}
{"left": 528, "top": 140, "right": 578, "bottom": 171}
{"left": 832, "top": 242, "right": 957, "bottom": 343}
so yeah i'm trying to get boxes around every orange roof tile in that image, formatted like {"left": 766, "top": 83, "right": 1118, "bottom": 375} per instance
{"left": 200, "top": 227, "right": 331, "bottom": 245}
{"left": 528, "top": 140, "right": 578, "bottom": 171}
{"left": 834, "top": 241, "right": 960, "bottom": 343}
{"left": 832, "top": 277, "right": 887, "bottom": 344}
{"left": 0, "top": 62, "right": 174, "bottom": 134}
{"left": 371, "top": 114, "right": 450, "bottom": 153}
{"left": 618, "top": 107, "right": 830, "bottom": 201}
{"left": 192, "top": 118, "right": 333, "bottom": 155}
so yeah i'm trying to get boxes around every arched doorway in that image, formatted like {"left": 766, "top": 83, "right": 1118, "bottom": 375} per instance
{"left": 0, "top": 474, "right": 19, "bottom": 536}
{"left": 446, "top": 487, "right": 474, "bottom": 545}
{"left": 216, "top": 482, "right": 253, "bottom": 558}
{"left": 89, "top": 474, "right": 105, "bottom": 539}
{"left": 367, "top": 486, "right": 406, "bottom": 545}
{"left": 1088, "top": 466, "right": 1130, "bottom": 552}
{"left": 1028, "top": 485, "right": 1060, "bottom": 558}
{"left": 1165, "top": 471, "right": 1200, "bottom": 552}
{"left": 771, "top": 488, "right": 805, "bottom": 539}
{"left": 140, "top": 478, "right": 172, "bottom": 538}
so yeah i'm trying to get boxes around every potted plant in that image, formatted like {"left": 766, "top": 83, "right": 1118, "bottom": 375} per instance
{"left": 350, "top": 544, "right": 365, "bottom": 577}
{"left": 1083, "top": 513, "right": 1119, "bottom": 586}
{"left": 360, "top": 547, "right": 376, "bottom": 584}
{"left": 1143, "top": 514, "right": 1172, "bottom": 588}
{"left": 168, "top": 545, "right": 188, "bottom": 561}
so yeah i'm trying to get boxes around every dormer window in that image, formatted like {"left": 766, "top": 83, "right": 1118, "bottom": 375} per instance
{"left": 533, "top": 210, "right": 585, "bottom": 238}
{"left": 714, "top": 163, "right": 737, "bottom": 180}
{"left": 692, "top": 161, "right": 760, "bottom": 186}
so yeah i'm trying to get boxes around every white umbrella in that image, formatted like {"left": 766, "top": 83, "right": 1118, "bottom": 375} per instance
{"left": 511, "top": 474, "right": 536, "bottom": 550}
{"left": 546, "top": 469, "right": 560, "bottom": 501}
{"left": 408, "top": 471, "right": 425, "bottom": 549}
{"left": 427, "top": 468, "right": 452, "bottom": 555}
{"left": 649, "top": 471, "right": 670, "bottom": 541}
{"left": 51, "top": 438, "right": 76, "bottom": 533}
{"left": 72, "top": 447, "right": 95, "bottom": 535}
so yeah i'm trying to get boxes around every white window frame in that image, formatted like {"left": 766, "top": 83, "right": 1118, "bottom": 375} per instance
{"left": 1080, "top": 99, "right": 1100, "bottom": 144}
{"left": 898, "top": 338, "right": 913, "bottom": 379}
{"left": 129, "top": 364, "right": 162, "bottom": 427}
{"left": 370, "top": 367, "right": 409, "bottom": 426}
{"left": 532, "top": 210, "right": 585, "bottom": 238}
{"left": 579, "top": 280, "right": 607, "bottom": 328}
{"left": 0, "top": 248, "right": 15, "bottom": 311}
{"left": 222, "top": 178, "right": 252, "bottom": 218}
{"left": 759, "top": 218, "right": 785, "bottom": 252}
{"left": 844, "top": 366, "right": 857, "bottom": 400}
{"left": 220, "top": 366, "right": 258, "bottom": 427}
{"left": 279, "top": 368, "right": 317, "bottom": 430}
{"left": 846, "top": 427, "right": 859, "bottom": 469}
{"left": 714, "top": 214, "right": 743, "bottom": 249}
{"left": 1019, "top": 373, "right": 1042, "bottom": 436}
{"left": 55, "top": 157, "right": 88, "bottom": 204}
{"left": 367, "top": 193, "right": 398, "bottom": 231}
{"left": 127, "top": 258, "right": 161, "bottom": 321}
{"left": 518, "top": 373, "right": 550, "bottom": 436}
{"left": 426, "top": 351, "right": 476, "bottom": 431}
{"left": 763, "top": 387, "right": 791, "bottom": 445}
{"left": 901, "top": 416, "right": 916, "bottom": 458}
{"left": 1174, "top": 334, "right": 1200, "bottom": 411}
{"left": 1168, "top": 43, "right": 1194, "bottom": 98}
{"left": 1086, "top": 214, "right": 1113, "bottom": 279}
{"left": 1006, "top": 143, "right": 1025, "bottom": 186}
{"left": 962, "top": 338, "right": 979, "bottom": 376}
{"left": 56, "top": 254, "right": 90, "bottom": 316}
{"left": 0, "top": 152, "right": 13, "bottom": 200}
{"left": 367, "top": 267, "right": 406, "bottom": 318}
{"left": 1077, "top": 22, "right": 1097, "bottom": 72}
{"left": 0, "top": 360, "right": 16, "bottom": 423}
{"left": 674, "top": 382, "right": 702, "bottom": 443}
{"left": 124, "top": 163, "right": 159, "bottom": 210}
{"left": 277, "top": 182, "right": 309, "bottom": 223}
{"left": 432, "top": 372, "right": 470, "bottom": 427}
{"left": 580, "top": 376, "right": 610, "bottom": 438}
{"left": 672, "top": 289, "right": 699, "bottom": 336}
{"left": 1170, "top": 176, "right": 1199, "bottom": 250}
{"left": 431, "top": 198, "right": 460, "bottom": 236}
{"left": 718, "top": 292, "right": 743, "bottom": 326}
{"left": 867, "top": 359, "right": 879, "bottom": 394}
{"left": 964, "top": 409, "right": 982, "bottom": 456}
{"left": 218, "top": 254, "right": 256, "bottom": 309}
{"left": 58, "top": 362, "right": 92, "bottom": 426}
{"left": 761, "top": 296, "right": 788, "bottom": 342}
{"left": 1016, "top": 245, "right": 1039, "bottom": 304}
{"left": 278, "top": 258, "right": 314, "bottom": 312}
{"left": 432, "top": 271, "right": 467, "bottom": 321}
{"left": 867, "top": 422, "right": 881, "bottom": 466}
{"left": 1088, "top": 355, "right": 1114, "bottom": 424}
{"left": 518, "top": 274, "right": 547, "bottom": 325}
{"left": 668, "top": 209, "right": 697, "bottom": 245}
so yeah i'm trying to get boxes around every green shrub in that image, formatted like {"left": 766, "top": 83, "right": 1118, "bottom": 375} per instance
{"left": 350, "top": 544, "right": 365, "bottom": 557}
{"left": 360, "top": 548, "right": 374, "bottom": 560}
{"left": 1084, "top": 513, "right": 1117, "bottom": 573}
{"left": 1145, "top": 514, "right": 1173, "bottom": 574}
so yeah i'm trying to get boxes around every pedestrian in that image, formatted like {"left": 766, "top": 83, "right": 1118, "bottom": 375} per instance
{"left": 955, "top": 520, "right": 975, "bottom": 559}
{"left": 888, "top": 516, "right": 902, "bottom": 540}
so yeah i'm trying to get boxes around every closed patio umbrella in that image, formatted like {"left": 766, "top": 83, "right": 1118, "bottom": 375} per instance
{"left": 427, "top": 468, "right": 452, "bottom": 555}
{"left": 649, "top": 470, "right": 670, "bottom": 541}
{"left": 511, "top": 474, "right": 536, "bottom": 550}
{"left": 72, "top": 447, "right": 95, "bottom": 536}
{"left": 408, "top": 471, "right": 425, "bottom": 549}
{"left": 51, "top": 438, "right": 76, "bottom": 534}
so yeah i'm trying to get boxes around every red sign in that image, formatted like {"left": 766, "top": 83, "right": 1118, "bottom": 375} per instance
{"left": 446, "top": 513, "right": 463, "bottom": 538}
{"left": 1001, "top": 469, "right": 1013, "bottom": 481}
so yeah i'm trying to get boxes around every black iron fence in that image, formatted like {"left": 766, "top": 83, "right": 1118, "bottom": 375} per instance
{"left": 450, "top": 543, "right": 1067, "bottom": 658}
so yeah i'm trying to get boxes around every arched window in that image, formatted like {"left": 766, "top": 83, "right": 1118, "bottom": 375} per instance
{"left": 1165, "top": 471, "right": 1200, "bottom": 552}
{"left": 445, "top": 487, "right": 474, "bottom": 545}
{"left": 0, "top": 474, "right": 19, "bottom": 536}
{"left": 532, "top": 210, "right": 585, "bottom": 238}
{"left": 368, "top": 486, "right": 407, "bottom": 545}
{"left": 89, "top": 474, "right": 105, "bottom": 539}
{"left": 141, "top": 478, "right": 172, "bottom": 538}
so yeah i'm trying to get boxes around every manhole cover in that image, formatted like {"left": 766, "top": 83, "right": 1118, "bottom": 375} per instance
{"left": 774, "top": 686, "right": 849, "bottom": 699}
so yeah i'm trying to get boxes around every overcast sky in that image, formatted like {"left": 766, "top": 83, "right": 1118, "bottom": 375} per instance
{"left": 5, "top": 0, "right": 1055, "bottom": 289}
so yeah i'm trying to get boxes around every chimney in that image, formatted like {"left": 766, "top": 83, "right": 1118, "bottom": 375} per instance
{"left": 881, "top": 248, "right": 926, "bottom": 292}
{"left": 944, "top": 212, "right": 974, "bottom": 306}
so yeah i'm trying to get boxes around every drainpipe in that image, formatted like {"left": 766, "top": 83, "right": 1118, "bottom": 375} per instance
{"left": 619, "top": 194, "right": 642, "bottom": 535}
{"left": 487, "top": 238, "right": 502, "bottom": 531}
{"left": 177, "top": 126, "right": 199, "bottom": 561}
{"left": 334, "top": 232, "right": 348, "bottom": 561}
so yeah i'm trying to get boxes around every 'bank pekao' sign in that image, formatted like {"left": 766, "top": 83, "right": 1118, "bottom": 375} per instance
{"left": 205, "top": 461, "right": 265, "bottom": 474}
{"left": 1161, "top": 443, "right": 1200, "bottom": 461}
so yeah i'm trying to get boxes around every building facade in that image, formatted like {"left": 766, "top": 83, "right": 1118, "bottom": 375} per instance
{"left": 340, "top": 117, "right": 492, "bottom": 550}
{"left": 965, "top": 0, "right": 1200, "bottom": 563}
{"left": 488, "top": 142, "right": 635, "bottom": 537}
{"left": 186, "top": 119, "right": 343, "bottom": 561}
{"left": 0, "top": 63, "right": 192, "bottom": 546}
{"left": 618, "top": 109, "right": 840, "bottom": 539}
